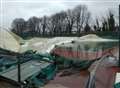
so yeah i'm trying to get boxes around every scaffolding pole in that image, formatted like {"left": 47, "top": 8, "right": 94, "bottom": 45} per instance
{"left": 17, "top": 55, "right": 21, "bottom": 83}
{"left": 118, "top": 5, "right": 120, "bottom": 67}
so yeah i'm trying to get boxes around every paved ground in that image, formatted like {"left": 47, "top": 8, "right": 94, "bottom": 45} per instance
{"left": 0, "top": 80, "right": 19, "bottom": 88}
{"left": 43, "top": 66, "right": 119, "bottom": 88}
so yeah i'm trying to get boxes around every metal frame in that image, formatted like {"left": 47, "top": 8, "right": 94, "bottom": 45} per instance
{"left": 118, "top": 5, "right": 120, "bottom": 67}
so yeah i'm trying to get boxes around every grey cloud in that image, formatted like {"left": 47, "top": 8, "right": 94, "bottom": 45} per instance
{"left": 0, "top": 0, "right": 119, "bottom": 28}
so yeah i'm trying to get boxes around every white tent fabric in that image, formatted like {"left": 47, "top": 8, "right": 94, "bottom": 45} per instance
{"left": 26, "top": 34, "right": 118, "bottom": 53}
{"left": 0, "top": 28, "right": 21, "bottom": 52}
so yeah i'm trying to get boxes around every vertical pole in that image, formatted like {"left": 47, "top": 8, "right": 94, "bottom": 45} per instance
{"left": 118, "top": 5, "right": 120, "bottom": 67}
{"left": 17, "top": 55, "right": 21, "bottom": 83}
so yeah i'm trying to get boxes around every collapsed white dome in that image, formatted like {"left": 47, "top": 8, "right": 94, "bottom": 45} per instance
{"left": 0, "top": 27, "right": 21, "bottom": 52}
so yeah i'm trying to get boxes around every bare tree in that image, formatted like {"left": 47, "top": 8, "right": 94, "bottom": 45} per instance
{"left": 66, "top": 9, "right": 75, "bottom": 34}
{"left": 11, "top": 18, "right": 26, "bottom": 36}
{"left": 11, "top": 4, "right": 93, "bottom": 37}
{"left": 96, "top": 19, "right": 100, "bottom": 31}
{"left": 108, "top": 11, "right": 115, "bottom": 31}
{"left": 73, "top": 5, "right": 91, "bottom": 35}
{"left": 36, "top": 18, "right": 42, "bottom": 36}
{"left": 57, "top": 11, "right": 67, "bottom": 35}
{"left": 49, "top": 14, "right": 58, "bottom": 36}
{"left": 94, "top": 18, "right": 101, "bottom": 32}
{"left": 41, "top": 16, "right": 47, "bottom": 36}
{"left": 27, "top": 16, "right": 40, "bottom": 36}
{"left": 50, "top": 11, "right": 67, "bottom": 36}
{"left": 99, "top": 10, "right": 116, "bottom": 32}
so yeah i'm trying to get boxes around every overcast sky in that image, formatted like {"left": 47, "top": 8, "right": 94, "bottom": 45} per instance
{"left": 0, "top": 0, "right": 120, "bottom": 28}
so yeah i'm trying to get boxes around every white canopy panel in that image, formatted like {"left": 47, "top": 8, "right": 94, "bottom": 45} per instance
{"left": 0, "top": 28, "right": 20, "bottom": 52}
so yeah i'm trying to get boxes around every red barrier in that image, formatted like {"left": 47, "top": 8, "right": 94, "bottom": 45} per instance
{"left": 52, "top": 46, "right": 118, "bottom": 60}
